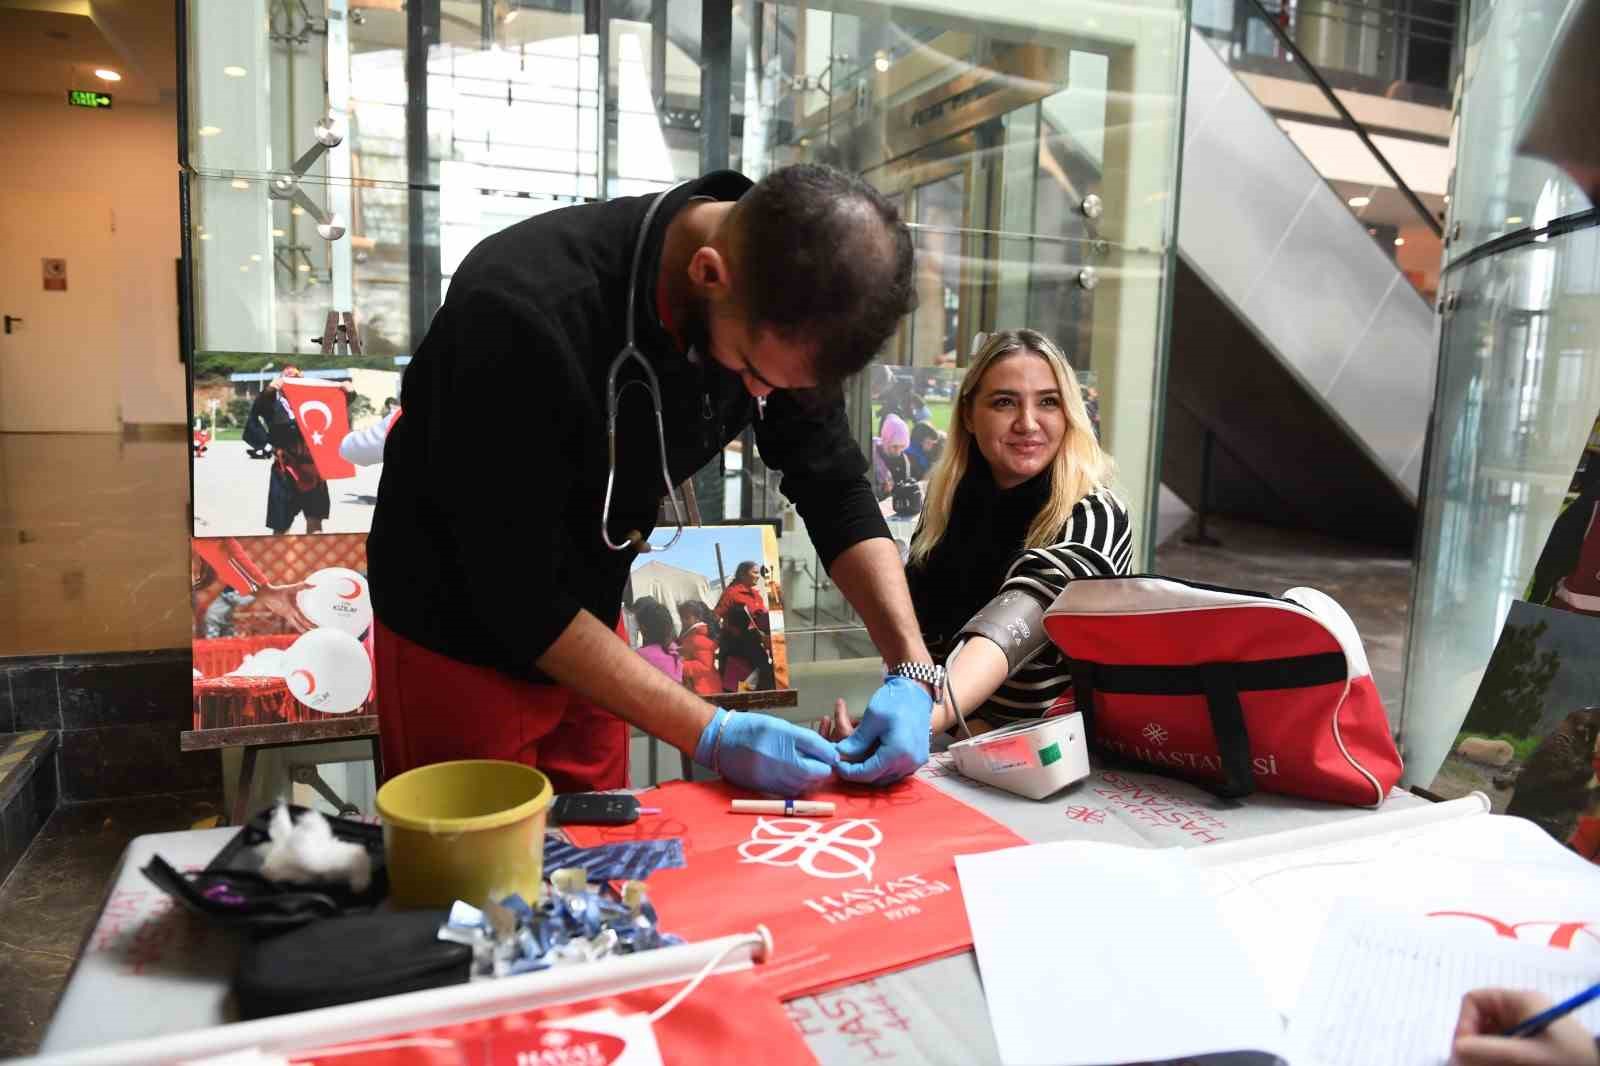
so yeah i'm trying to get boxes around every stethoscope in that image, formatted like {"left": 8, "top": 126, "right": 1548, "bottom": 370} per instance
{"left": 600, "top": 183, "right": 772, "bottom": 553}
{"left": 602, "top": 184, "right": 689, "bottom": 554}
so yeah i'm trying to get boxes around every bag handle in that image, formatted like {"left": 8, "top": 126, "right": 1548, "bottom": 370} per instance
{"left": 1200, "top": 663, "right": 1255, "bottom": 799}
{"left": 1070, "top": 660, "right": 1256, "bottom": 800}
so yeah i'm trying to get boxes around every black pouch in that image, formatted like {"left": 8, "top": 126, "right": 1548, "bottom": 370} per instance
{"left": 141, "top": 805, "right": 387, "bottom": 934}
{"left": 234, "top": 910, "right": 472, "bottom": 1019}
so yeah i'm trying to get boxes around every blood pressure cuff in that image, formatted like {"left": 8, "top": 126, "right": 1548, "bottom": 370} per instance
{"left": 957, "top": 588, "right": 1050, "bottom": 672}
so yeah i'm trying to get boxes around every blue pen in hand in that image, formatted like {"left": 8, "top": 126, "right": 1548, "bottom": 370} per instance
{"left": 1503, "top": 981, "right": 1600, "bottom": 1038}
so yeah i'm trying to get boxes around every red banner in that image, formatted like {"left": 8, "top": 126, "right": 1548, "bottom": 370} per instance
{"left": 568, "top": 777, "right": 1025, "bottom": 999}
{"left": 290, "top": 970, "right": 816, "bottom": 1065}
{"left": 281, "top": 380, "right": 356, "bottom": 480}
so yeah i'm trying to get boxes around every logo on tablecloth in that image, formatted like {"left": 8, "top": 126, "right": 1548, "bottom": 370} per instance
{"left": 737, "top": 817, "right": 882, "bottom": 881}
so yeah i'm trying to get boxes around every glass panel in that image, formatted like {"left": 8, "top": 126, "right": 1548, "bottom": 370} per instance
{"left": 1401, "top": 221, "right": 1600, "bottom": 784}
{"left": 1446, "top": 0, "right": 1591, "bottom": 261}
{"left": 186, "top": 0, "right": 1188, "bottom": 670}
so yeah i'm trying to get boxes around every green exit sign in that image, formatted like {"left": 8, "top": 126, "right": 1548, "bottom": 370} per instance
{"left": 67, "top": 89, "right": 113, "bottom": 109}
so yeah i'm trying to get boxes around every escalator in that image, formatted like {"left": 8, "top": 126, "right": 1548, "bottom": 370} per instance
{"left": 1164, "top": 12, "right": 1444, "bottom": 549}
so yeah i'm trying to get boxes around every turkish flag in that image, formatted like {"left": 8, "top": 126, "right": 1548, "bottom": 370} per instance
{"left": 567, "top": 777, "right": 1025, "bottom": 999}
{"left": 280, "top": 379, "right": 356, "bottom": 480}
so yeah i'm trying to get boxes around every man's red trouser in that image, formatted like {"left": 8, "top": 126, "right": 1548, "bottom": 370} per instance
{"left": 374, "top": 619, "right": 629, "bottom": 793}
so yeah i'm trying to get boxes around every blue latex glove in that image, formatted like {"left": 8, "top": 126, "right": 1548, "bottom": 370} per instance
{"left": 694, "top": 708, "right": 840, "bottom": 797}
{"left": 834, "top": 676, "right": 933, "bottom": 785}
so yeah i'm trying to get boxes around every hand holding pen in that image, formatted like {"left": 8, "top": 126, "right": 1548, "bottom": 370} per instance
{"left": 1450, "top": 987, "right": 1600, "bottom": 1066}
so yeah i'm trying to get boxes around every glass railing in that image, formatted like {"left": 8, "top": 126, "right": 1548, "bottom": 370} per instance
{"left": 1195, "top": 0, "right": 1447, "bottom": 304}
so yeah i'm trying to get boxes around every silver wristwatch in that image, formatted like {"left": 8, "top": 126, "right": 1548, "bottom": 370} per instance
{"left": 888, "top": 661, "right": 945, "bottom": 689}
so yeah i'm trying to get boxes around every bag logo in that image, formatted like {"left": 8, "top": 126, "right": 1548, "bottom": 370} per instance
{"left": 1141, "top": 722, "right": 1169, "bottom": 745}
{"left": 737, "top": 817, "right": 882, "bottom": 881}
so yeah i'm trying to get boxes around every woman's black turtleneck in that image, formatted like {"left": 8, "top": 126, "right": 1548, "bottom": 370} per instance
{"left": 907, "top": 460, "right": 1054, "bottom": 661}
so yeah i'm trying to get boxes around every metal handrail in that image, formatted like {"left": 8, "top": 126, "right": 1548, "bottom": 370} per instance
{"left": 1238, "top": 0, "right": 1445, "bottom": 239}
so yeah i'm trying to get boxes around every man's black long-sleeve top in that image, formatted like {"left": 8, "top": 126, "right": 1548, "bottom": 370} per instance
{"left": 368, "top": 171, "right": 890, "bottom": 681}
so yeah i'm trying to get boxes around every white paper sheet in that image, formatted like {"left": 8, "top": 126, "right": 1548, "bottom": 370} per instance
{"left": 1198, "top": 807, "right": 1600, "bottom": 1017}
{"left": 956, "top": 842, "right": 1287, "bottom": 1066}
{"left": 1288, "top": 900, "right": 1600, "bottom": 1066}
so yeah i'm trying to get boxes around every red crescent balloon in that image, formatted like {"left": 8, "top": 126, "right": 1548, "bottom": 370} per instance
{"left": 337, "top": 577, "right": 363, "bottom": 600}
{"left": 290, "top": 669, "right": 317, "bottom": 695}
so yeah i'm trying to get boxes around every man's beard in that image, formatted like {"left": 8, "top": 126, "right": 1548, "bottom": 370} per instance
{"left": 678, "top": 294, "right": 713, "bottom": 363}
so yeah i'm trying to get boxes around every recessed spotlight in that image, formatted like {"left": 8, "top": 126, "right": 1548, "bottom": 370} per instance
{"left": 198, "top": 233, "right": 211, "bottom": 240}
{"left": 1347, "top": 195, "right": 1371, "bottom": 208}
{"left": 198, "top": 125, "right": 222, "bottom": 136}
{"left": 250, "top": 254, "right": 262, "bottom": 262}
{"left": 272, "top": 228, "right": 285, "bottom": 237}
{"left": 1394, "top": 237, "right": 1406, "bottom": 247}
{"left": 224, "top": 66, "right": 247, "bottom": 77}
{"left": 1506, "top": 215, "right": 1524, "bottom": 225}
{"left": 291, "top": 206, "right": 305, "bottom": 216}
{"left": 298, "top": 264, "right": 311, "bottom": 272}
{"left": 874, "top": 50, "right": 889, "bottom": 73}
{"left": 231, "top": 178, "right": 249, "bottom": 190}
{"left": 239, "top": 265, "right": 249, "bottom": 272}
{"left": 95, "top": 69, "right": 122, "bottom": 82}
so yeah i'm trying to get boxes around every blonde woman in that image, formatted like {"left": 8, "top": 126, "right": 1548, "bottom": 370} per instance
{"left": 827, "top": 329, "right": 1132, "bottom": 756}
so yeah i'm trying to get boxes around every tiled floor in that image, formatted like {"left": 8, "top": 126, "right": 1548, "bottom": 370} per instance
{"left": 0, "top": 791, "right": 221, "bottom": 1059}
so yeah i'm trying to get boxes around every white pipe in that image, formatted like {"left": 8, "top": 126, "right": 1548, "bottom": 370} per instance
{"left": 24, "top": 928, "right": 772, "bottom": 1066}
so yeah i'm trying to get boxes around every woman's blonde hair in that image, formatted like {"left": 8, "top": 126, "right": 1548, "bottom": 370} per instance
{"left": 908, "top": 328, "right": 1114, "bottom": 566}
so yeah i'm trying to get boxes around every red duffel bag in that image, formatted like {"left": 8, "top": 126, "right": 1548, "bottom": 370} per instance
{"left": 1042, "top": 575, "right": 1403, "bottom": 807}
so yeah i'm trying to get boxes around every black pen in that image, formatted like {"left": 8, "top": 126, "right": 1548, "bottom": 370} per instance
{"left": 1503, "top": 981, "right": 1600, "bottom": 1038}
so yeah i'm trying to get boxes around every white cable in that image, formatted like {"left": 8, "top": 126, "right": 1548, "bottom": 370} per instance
{"left": 646, "top": 940, "right": 748, "bottom": 1023}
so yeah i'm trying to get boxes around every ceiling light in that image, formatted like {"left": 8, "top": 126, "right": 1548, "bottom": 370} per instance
{"left": 1506, "top": 215, "right": 1524, "bottom": 225}
{"left": 95, "top": 69, "right": 121, "bottom": 82}
{"left": 239, "top": 265, "right": 249, "bottom": 272}
{"left": 198, "top": 233, "right": 211, "bottom": 240}
{"left": 503, "top": 7, "right": 518, "bottom": 22}
{"left": 1347, "top": 195, "right": 1371, "bottom": 208}
{"left": 874, "top": 50, "right": 889, "bottom": 73}
{"left": 250, "top": 254, "right": 262, "bottom": 262}
{"left": 291, "top": 206, "right": 305, "bottom": 216}
{"left": 272, "top": 228, "right": 285, "bottom": 237}
{"left": 1394, "top": 237, "right": 1406, "bottom": 247}
{"left": 224, "top": 66, "right": 247, "bottom": 77}
{"left": 231, "top": 178, "right": 249, "bottom": 190}
{"left": 198, "top": 125, "right": 221, "bottom": 136}
{"left": 298, "top": 264, "right": 311, "bottom": 272}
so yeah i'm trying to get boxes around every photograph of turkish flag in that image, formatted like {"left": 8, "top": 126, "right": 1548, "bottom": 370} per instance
{"left": 568, "top": 777, "right": 1025, "bottom": 999}
{"left": 281, "top": 379, "right": 357, "bottom": 480}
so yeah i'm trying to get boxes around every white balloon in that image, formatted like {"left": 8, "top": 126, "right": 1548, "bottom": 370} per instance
{"left": 282, "top": 628, "right": 371, "bottom": 714}
{"left": 296, "top": 567, "right": 373, "bottom": 636}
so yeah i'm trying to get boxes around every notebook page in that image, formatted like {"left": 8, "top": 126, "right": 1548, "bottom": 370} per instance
{"left": 1288, "top": 900, "right": 1600, "bottom": 1066}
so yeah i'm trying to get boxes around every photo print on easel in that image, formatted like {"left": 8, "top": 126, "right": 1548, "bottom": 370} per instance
{"left": 190, "top": 350, "right": 401, "bottom": 538}
{"left": 189, "top": 533, "right": 376, "bottom": 736}
{"left": 622, "top": 525, "right": 789, "bottom": 697}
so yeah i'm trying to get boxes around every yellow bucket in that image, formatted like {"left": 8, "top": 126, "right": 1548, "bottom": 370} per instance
{"left": 376, "top": 759, "right": 553, "bottom": 909}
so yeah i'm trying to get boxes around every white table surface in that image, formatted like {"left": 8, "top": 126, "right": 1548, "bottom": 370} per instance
{"left": 36, "top": 763, "right": 1427, "bottom": 1063}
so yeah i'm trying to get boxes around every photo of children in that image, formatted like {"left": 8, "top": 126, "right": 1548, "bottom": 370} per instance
{"left": 1428, "top": 600, "right": 1600, "bottom": 864}
{"left": 622, "top": 526, "right": 790, "bottom": 695}
{"left": 191, "top": 351, "right": 401, "bottom": 537}
{"left": 190, "top": 533, "right": 377, "bottom": 734}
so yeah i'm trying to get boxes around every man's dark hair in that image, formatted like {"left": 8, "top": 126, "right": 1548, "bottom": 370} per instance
{"left": 729, "top": 164, "right": 916, "bottom": 382}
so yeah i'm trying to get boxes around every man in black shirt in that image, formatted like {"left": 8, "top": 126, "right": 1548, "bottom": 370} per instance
{"left": 369, "top": 164, "right": 940, "bottom": 797}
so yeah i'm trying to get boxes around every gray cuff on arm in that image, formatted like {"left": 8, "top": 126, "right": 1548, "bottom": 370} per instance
{"left": 956, "top": 588, "right": 1049, "bottom": 673}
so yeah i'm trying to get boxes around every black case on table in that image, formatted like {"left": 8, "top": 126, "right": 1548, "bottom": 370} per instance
{"left": 140, "top": 805, "right": 389, "bottom": 934}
